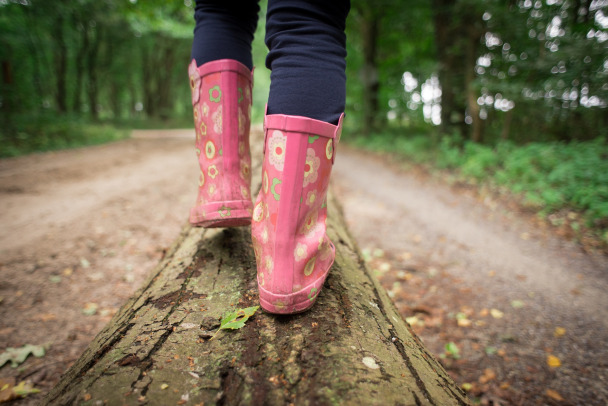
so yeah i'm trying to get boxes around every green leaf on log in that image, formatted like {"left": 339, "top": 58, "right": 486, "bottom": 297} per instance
{"left": 210, "top": 306, "right": 259, "bottom": 340}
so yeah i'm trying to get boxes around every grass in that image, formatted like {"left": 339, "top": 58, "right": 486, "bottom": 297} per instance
{"left": 347, "top": 129, "right": 608, "bottom": 247}
{"left": 0, "top": 115, "right": 131, "bottom": 158}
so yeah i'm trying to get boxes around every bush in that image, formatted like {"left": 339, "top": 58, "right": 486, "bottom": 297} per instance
{"left": 346, "top": 131, "right": 608, "bottom": 240}
{"left": 0, "top": 114, "right": 130, "bottom": 158}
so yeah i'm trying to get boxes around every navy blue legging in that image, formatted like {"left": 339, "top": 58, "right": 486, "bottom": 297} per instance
{"left": 191, "top": 0, "right": 350, "bottom": 125}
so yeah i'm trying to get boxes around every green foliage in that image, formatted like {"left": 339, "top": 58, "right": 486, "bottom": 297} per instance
{"left": 0, "top": 0, "right": 193, "bottom": 131}
{"left": 444, "top": 342, "right": 461, "bottom": 359}
{"left": 0, "top": 115, "right": 129, "bottom": 158}
{"left": 349, "top": 132, "right": 608, "bottom": 236}
{"left": 345, "top": 0, "right": 608, "bottom": 143}
{"left": 0, "top": 344, "right": 46, "bottom": 368}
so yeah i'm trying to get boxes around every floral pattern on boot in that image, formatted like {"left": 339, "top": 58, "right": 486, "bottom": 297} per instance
{"left": 188, "top": 59, "right": 253, "bottom": 228}
{"left": 251, "top": 113, "right": 344, "bottom": 314}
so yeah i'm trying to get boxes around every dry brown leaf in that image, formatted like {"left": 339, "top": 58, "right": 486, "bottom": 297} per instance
{"left": 545, "top": 389, "right": 565, "bottom": 401}
{"left": 30, "top": 313, "right": 57, "bottom": 322}
{"left": 457, "top": 318, "right": 472, "bottom": 327}
{"left": 478, "top": 368, "right": 497, "bottom": 384}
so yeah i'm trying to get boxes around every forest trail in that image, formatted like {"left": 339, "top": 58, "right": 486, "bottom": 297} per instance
{"left": 1, "top": 130, "right": 607, "bottom": 405}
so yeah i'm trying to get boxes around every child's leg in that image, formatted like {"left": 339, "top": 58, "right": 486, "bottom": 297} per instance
{"left": 265, "top": 0, "right": 350, "bottom": 125}
{"left": 191, "top": 0, "right": 260, "bottom": 70}
{"left": 252, "top": 0, "right": 350, "bottom": 314}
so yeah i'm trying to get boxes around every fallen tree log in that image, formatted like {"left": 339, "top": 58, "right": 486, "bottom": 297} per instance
{"left": 44, "top": 162, "right": 469, "bottom": 405}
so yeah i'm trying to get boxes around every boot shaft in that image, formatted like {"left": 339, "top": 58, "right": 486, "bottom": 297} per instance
{"left": 189, "top": 59, "right": 254, "bottom": 227}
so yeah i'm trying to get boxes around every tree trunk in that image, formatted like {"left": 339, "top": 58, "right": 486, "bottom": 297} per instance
{"left": 465, "top": 23, "right": 483, "bottom": 143}
{"left": 432, "top": 0, "right": 482, "bottom": 139}
{"left": 360, "top": 8, "right": 380, "bottom": 136}
{"left": 73, "top": 19, "right": 89, "bottom": 114}
{"left": 501, "top": 108, "right": 513, "bottom": 141}
{"left": 43, "top": 146, "right": 469, "bottom": 406}
{"left": 142, "top": 44, "right": 156, "bottom": 118}
{"left": 156, "top": 38, "right": 175, "bottom": 120}
{"left": 54, "top": 14, "right": 68, "bottom": 114}
{"left": 87, "top": 25, "right": 101, "bottom": 120}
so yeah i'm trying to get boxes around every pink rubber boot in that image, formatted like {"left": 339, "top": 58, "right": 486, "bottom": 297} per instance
{"left": 251, "top": 112, "right": 344, "bottom": 314}
{"left": 188, "top": 59, "right": 253, "bottom": 228}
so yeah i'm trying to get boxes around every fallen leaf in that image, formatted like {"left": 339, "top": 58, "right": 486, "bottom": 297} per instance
{"left": 210, "top": 306, "right": 259, "bottom": 340}
{"left": 547, "top": 354, "right": 561, "bottom": 368}
{"left": 400, "top": 252, "right": 412, "bottom": 260}
{"left": 457, "top": 318, "right": 472, "bottom": 327}
{"left": 373, "top": 248, "right": 385, "bottom": 258}
{"left": 546, "top": 389, "right": 565, "bottom": 401}
{"left": 160, "top": 383, "right": 169, "bottom": 390}
{"left": 12, "top": 381, "right": 40, "bottom": 398}
{"left": 379, "top": 262, "right": 391, "bottom": 272}
{"left": 49, "top": 275, "right": 62, "bottom": 284}
{"left": 510, "top": 300, "right": 525, "bottom": 309}
{"left": 461, "top": 383, "right": 473, "bottom": 392}
{"left": 361, "top": 248, "right": 372, "bottom": 262}
{"left": 0, "top": 344, "right": 47, "bottom": 368}
{"left": 490, "top": 309, "right": 504, "bottom": 319}
{"left": 478, "top": 368, "right": 496, "bottom": 384}
{"left": 554, "top": 327, "right": 566, "bottom": 338}
{"left": 500, "top": 382, "right": 510, "bottom": 390}
{"left": 484, "top": 346, "right": 497, "bottom": 355}
{"left": 30, "top": 313, "right": 57, "bottom": 322}
{"left": 82, "top": 303, "right": 98, "bottom": 316}
{"left": 83, "top": 393, "right": 92, "bottom": 401}
{"left": 80, "top": 258, "right": 91, "bottom": 268}
{"left": 444, "top": 342, "right": 460, "bottom": 359}
{"left": 62, "top": 267, "right": 73, "bottom": 276}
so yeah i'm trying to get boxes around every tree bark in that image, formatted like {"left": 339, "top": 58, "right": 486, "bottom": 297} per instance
{"left": 360, "top": 8, "right": 380, "bottom": 136}
{"left": 87, "top": 25, "right": 101, "bottom": 120}
{"left": 465, "top": 22, "right": 483, "bottom": 143}
{"left": 43, "top": 147, "right": 469, "bottom": 405}
{"left": 54, "top": 14, "right": 68, "bottom": 114}
{"left": 432, "top": 0, "right": 483, "bottom": 140}
{"left": 142, "top": 44, "right": 156, "bottom": 118}
{"left": 73, "top": 17, "right": 89, "bottom": 115}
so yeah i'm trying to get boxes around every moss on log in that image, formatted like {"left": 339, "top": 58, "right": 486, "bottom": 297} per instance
{"left": 43, "top": 166, "right": 469, "bottom": 406}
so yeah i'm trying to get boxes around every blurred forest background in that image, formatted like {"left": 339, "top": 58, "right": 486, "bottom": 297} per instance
{"left": 1, "top": 0, "right": 607, "bottom": 243}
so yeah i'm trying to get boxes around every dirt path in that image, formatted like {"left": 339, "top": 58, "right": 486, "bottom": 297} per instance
{"left": 332, "top": 146, "right": 608, "bottom": 405}
{"left": 1, "top": 131, "right": 607, "bottom": 405}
